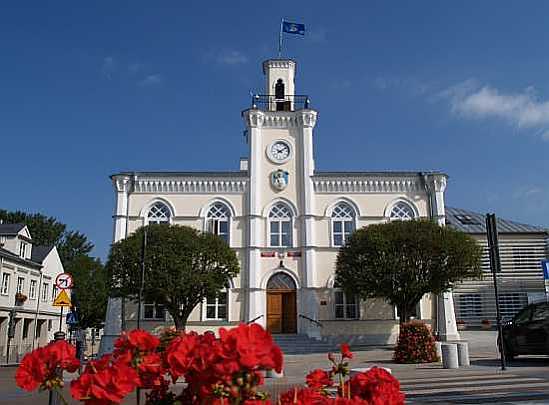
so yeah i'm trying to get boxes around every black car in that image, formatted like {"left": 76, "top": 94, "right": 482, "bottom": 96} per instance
{"left": 501, "top": 301, "right": 549, "bottom": 360}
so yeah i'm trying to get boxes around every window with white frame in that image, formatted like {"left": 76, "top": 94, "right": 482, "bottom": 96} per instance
{"left": 147, "top": 202, "right": 171, "bottom": 224}
{"left": 1, "top": 273, "right": 10, "bottom": 295}
{"left": 29, "top": 279, "right": 37, "bottom": 299}
{"left": 334, "top": 290, "right": 359, "bottom": 319}
{"left": 42, "top": 283, "right": 49, "bottom": 301}
{"left": 19, "top": 242, "right": 28, "bottom": 258}
{"left": 206, "top": 203, "right": 231, "bottom": 244}
{"left": 205, "top": 291, "right": 228, "bottom": 320}
{"left": 389, "top": 201, "right": 416, "bottom": 221}
{"left": 143, "top": 302, "right": 165, "bottom": 320}
{"left": 16, "top": 277, "right": 25, "bottom": 294}
{"left": 269, "top": 203, "right": 292, "bottom": 247}
{"left": 52, "top": 285, "right": 58, "bottom": 301}
{"left": 331, "top": 202, "right": 356, "bottom": 246}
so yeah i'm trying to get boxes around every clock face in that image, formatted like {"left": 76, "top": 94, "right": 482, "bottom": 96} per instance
{"left": 269, "top": 141, "right": 291, "bottom": 163}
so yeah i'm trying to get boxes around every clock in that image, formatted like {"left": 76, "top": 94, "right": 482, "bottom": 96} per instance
{"left": 267, "top": 140, "right": 292, "bottom": 164}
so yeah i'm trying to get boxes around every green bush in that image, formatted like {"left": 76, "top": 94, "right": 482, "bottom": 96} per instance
{"left": 393, "top": 320, "right": 439, "bottom": 364}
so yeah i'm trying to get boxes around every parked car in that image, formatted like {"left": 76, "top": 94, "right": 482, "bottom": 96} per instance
{"left": 501, "top": 301, "right": 549, "bottom": 360}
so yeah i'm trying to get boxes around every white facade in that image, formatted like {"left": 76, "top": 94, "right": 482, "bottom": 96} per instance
{"left": 0, "top": 224, "right": 67, "bottom": 361}
{"left": 100, "top": 59, "right": 458, "bottom": 353}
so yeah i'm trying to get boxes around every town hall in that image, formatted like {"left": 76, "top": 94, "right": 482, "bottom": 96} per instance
{"left": 99, "top": 58, "right": 458, "bottom": 353}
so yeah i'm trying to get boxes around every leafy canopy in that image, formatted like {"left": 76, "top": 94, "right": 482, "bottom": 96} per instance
{"left": 336, "top": 220, "right": 482, "bottom": 322}
{"left": 106, "top": 224, "right": 240, "bottom": 330}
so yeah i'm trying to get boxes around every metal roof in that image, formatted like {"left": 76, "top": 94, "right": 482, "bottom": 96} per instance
{"left": 0, "top": 247, "right": 42, "bottom": 268}
{"left": 446, "top": 207, "right": 547, "bottom": 234}
{"left": 30, "top": 245, "right": 54, "bottom": 264}
{"left": 0, "top": 223, "right": 26, "bottom": 235}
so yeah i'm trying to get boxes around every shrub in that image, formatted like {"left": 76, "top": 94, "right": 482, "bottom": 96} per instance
{"left": 394, "top": 320, "right": 439, "bottom": 364}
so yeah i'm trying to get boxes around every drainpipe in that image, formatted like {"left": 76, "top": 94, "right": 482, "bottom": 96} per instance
{"left": 31, "top": 267, "right": 43, "bottom": 350}
{"left": 421, "top": 173, "right": 439, "bottom": 338}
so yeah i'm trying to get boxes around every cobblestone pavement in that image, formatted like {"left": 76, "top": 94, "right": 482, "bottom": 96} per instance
{"left": 1, "top": 331, "right": 548, "bottom": 404}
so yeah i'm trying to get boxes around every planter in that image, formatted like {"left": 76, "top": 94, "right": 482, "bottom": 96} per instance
{"left": 15, "top": 293, "right": 27, "bottom": 305}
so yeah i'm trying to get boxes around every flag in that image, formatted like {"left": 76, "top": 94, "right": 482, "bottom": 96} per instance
{"left": 282, "top": 21, "right": 305, "bottom": 36}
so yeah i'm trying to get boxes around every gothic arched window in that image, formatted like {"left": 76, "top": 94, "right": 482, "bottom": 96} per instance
{"left": 147, "top": 202, "right": 171, "bottom": 224}
{"left": 269, "top": 203, "right": 292, "bottom": 247}
{"left": 206, "top": 202, "right": 231, "bottom": 244}
{"left": 389, "top": 201, "right": 416, "bottom": 221}
{"left": 331, "top": 202, "right": 356, "bottom": 247}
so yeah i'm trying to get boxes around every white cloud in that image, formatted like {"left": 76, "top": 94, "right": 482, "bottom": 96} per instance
{"left": 101, "top": 56, "right": 116, "bottom": 78}
{"left": 216, "top": 50, "right": 248, "bottom": 66}
{"left": 138, "top": 74, "right": 163, "bottom": 87}
{"left": 441, "top": 80, "right": 549, "bottom": 140}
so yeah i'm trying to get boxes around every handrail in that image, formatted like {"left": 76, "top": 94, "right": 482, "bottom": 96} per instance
{"left": 246, "top": 315, "right": 264, "bottom": 324}
{"left": 299, "top": 314, "right": 323, "bottom": 328}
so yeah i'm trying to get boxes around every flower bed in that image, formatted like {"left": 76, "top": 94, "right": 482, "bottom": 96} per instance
{"left": 393, "top": 320, "right": 439, "bottom": 364}
{"left": 15, "top": 323, "right": 405, "bottom": 404}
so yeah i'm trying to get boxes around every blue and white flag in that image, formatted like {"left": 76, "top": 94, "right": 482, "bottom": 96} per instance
{"left": 282, "top": 21, "right": 305, "bottom": 36}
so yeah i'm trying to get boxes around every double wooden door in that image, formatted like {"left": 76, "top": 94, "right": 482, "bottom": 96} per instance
{"left": 267, "top": 291, "right": 297, "bottom": 334}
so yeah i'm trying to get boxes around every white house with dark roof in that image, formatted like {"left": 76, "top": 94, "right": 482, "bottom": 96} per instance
{"left": 446, "top": 207, "right": 549, "bottom": 326}
{"left": 100, "top": 58, "right": 458, "bottom": 354}
{"left": 0, "top": 223, "right": 66, "bottom": 360}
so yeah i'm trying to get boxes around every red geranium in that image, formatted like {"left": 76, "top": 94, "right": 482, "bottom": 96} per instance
{"left": 349, "top": 367, "right": 405, "bottom": 405}
{"left": 340, "top": 344, "right": 353, "bottom": 360}
{"left": 306, "top": 369, "right": 333, "bottom": 389}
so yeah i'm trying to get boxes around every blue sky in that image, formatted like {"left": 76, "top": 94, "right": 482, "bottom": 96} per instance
{"left": 1, "top": 1, "right": 548, "bottom": 260}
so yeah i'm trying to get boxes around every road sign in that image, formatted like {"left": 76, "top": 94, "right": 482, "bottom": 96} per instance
{"left": 55, "top": 273, "right": 73, "bottom": 289}
{"left": 66, "top": 311, "right": 78, "bottom": 325}
{"left": 53, "top": 289, "right": 72, "bottom": 307}
{"left": 542, "top": 260, "right": 549, "bottom": 280}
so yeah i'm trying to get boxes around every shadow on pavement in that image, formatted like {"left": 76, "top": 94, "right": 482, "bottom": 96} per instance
{"left": 472, "top": 356, "right": 549, "bottom": 368}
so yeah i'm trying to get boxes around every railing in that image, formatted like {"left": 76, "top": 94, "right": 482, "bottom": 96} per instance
{"left": 0, "top": 344, "right": 33, "bottom": 364}
{"left": 246, "top": 315, "right": 264, "bottom": 324}
{"left": 251, "top": 94, "right": 311, "bottom": 112}
{"left": 299, "top": 314, "right": 323, "bottom": 328}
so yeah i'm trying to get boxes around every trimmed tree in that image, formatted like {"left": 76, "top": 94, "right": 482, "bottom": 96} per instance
{"left": 106, "top": 224, "right": 240, "bottom": 330}
{"left": 336, "top": 220, "right": 482, "bottom": 323}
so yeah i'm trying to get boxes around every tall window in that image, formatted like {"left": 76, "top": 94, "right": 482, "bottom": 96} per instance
{"left": 29, "top": 280, "right": 37, "bottom": 299}
{"left": 1, "top": 273, "right": 10, "bottom": 295}
{"left": 331, "top": 202, "right": 356, "bottom": 246}
{"left": 17, "top": 277, "right": 25, "bottom": 294}
{"left": 19, "top": 242, "right": 28, "bottom": 258}
{"left": 143, "top": 302, "right": 165, "bottom": 320}
{"left": 42, "top": 283, "right": 49, "bottom": 301}
{"left": 334, "top": 290, "right": 359, "bottom": 320}
{"left": 205, "top": 292, "right": 228, "bottom": 321}
{"left": 147, "top": 202, "right": 171, "bottom": 224}
{"left": 269, "top": 203, "right": 292, "bottom": 247}
{"left": 52, "top": 285, "right": 58, "bottom": 301}
{"left": 389, "top": 201, "right": 416, "bottom": 221}
{"left": 206, "top": 203, "right": 230, "bottom": 244}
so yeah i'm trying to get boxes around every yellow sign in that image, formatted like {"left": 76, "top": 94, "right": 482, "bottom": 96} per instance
{"left": 53, "top": 290, "right": 71, "bottom": 307}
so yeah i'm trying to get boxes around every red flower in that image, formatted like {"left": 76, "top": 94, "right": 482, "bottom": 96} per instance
{"left": 15, "top": 340, "right": 80, "bottom": 392}
{"left": 306, "top": 369, "right": 333, "bottom": 389}
{"left": 340, "top": 343, "right": 353, "bottom": 360}
{"left": 349, "top": 367, "right": 404, "bottom": 405}
{"left": 279, "top": 387, "right": 331, "bottom": 405}
{"left": 114, "top": 329, "right": 160, "bottom": 353}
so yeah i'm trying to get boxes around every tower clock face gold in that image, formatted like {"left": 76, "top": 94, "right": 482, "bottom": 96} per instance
{"left": 268, "top": 140, "right": 291, "bottom": 164}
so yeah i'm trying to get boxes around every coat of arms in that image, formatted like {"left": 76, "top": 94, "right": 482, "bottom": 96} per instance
{"left": 271, "top": 170, "right": 289, "bottom": 191}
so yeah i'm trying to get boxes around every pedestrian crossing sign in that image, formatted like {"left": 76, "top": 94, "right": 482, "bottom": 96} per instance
{"left": 53, "top": 289, "right": 71, "bottom": 307}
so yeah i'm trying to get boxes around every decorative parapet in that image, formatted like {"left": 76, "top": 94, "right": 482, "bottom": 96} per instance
{"left": 112, "top": 175, "right": 131, "bottom": 193}
{"left": 313, "top": 175, "right": 422, "bottom": 194}
{"left": 134, "top": 178, "right": 247, "bottom": 194}
{"left": 243, "top": 110, "right": 318, "bottom": 128}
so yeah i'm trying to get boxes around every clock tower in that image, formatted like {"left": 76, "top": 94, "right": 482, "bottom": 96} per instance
{"left": 242, "top": 59, "right": 318, "bottom": 331}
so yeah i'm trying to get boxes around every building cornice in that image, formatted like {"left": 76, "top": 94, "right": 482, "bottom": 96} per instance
{"left": 313, "top": 176, "right": 420, "bottom": 194}
{"left": 242, "top": 110, "right": 318, "bottom": 128}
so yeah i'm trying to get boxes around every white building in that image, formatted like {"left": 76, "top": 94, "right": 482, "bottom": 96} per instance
{"left": 0, "top": 223, "right": 66, "bottom": 360}
{"left": 100, "top": 58, "right": 459, "bottom": 353}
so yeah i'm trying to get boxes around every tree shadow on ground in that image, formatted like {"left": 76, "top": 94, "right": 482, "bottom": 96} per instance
{"left": 472, "top": 356, "right": 549, "bottom": 368}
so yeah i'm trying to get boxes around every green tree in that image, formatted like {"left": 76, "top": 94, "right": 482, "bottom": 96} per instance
{"left": 106, "top": 224, "right": 240, "bottom": 330}
{"left": 0, "top": 209, "right": 93, "bottom": 264}
{"left": 65, "top": 255, "right": 108, "bottom": 330}
{"left": 335, "top": 220, "right": 482, "bottom": 323}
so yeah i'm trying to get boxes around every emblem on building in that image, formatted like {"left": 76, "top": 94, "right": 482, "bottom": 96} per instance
{"left": 271, "top": 170, "right": 289, "bottom": 191}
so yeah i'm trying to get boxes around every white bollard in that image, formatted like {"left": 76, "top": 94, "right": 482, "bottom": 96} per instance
{"left": 441, "top": 343, "right": 459, "bottom": 369}
{"left": 435, "top": 341, "right": 442, "bottom": 361}
{"left": 456, "top": 342, "right": 470, "bottom": 367}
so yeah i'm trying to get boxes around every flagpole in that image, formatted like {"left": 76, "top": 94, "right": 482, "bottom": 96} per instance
{"left": 278, "top": 19, "right": 284, "bottom": 57}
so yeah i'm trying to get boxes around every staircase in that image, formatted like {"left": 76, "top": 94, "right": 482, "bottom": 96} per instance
{"left": 273, "top": 334, "right": 337, "bottom": 355}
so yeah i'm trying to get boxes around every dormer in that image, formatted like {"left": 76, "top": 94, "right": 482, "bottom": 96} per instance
{"left": 0, "top": 223, "right": 33, "bottom": 259}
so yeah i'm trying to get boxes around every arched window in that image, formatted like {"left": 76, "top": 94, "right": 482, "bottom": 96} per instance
{"left": 331, "top": 202, "right": 356, "bottom": 247}
{"left": 389, "top": 201, "right": 416, "bottom": 221}
{"left": 147, "top": 202, "right": 171, "bottom": 224}
{"left": 275, "top": 79, "right": 285, "bottom": 99}
{"left": 269, "top": 203, "right": 292, "bottom": 247}
{"left": 206, "top": 202, "right": 231, "bottom": 244}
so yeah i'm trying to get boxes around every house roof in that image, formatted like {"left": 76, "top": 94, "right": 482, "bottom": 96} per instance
{"left": 0, "top": 247, "right": 42, "bottom": 268}
{"left": 446, "top": 207, "right": 547, "bottom": 234}
{"left": 30, "top": 245, "right": 54, "bottom": 264}
{"left": 0, "top": 223, "right": 26, "bottom": 235}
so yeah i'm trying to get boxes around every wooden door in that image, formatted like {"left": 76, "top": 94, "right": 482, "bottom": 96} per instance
{"left": 267, "top": 292, "right": 282, "bottom": 333}
{"left": 282, "top": 291, "right": 297, "bottom": 333}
